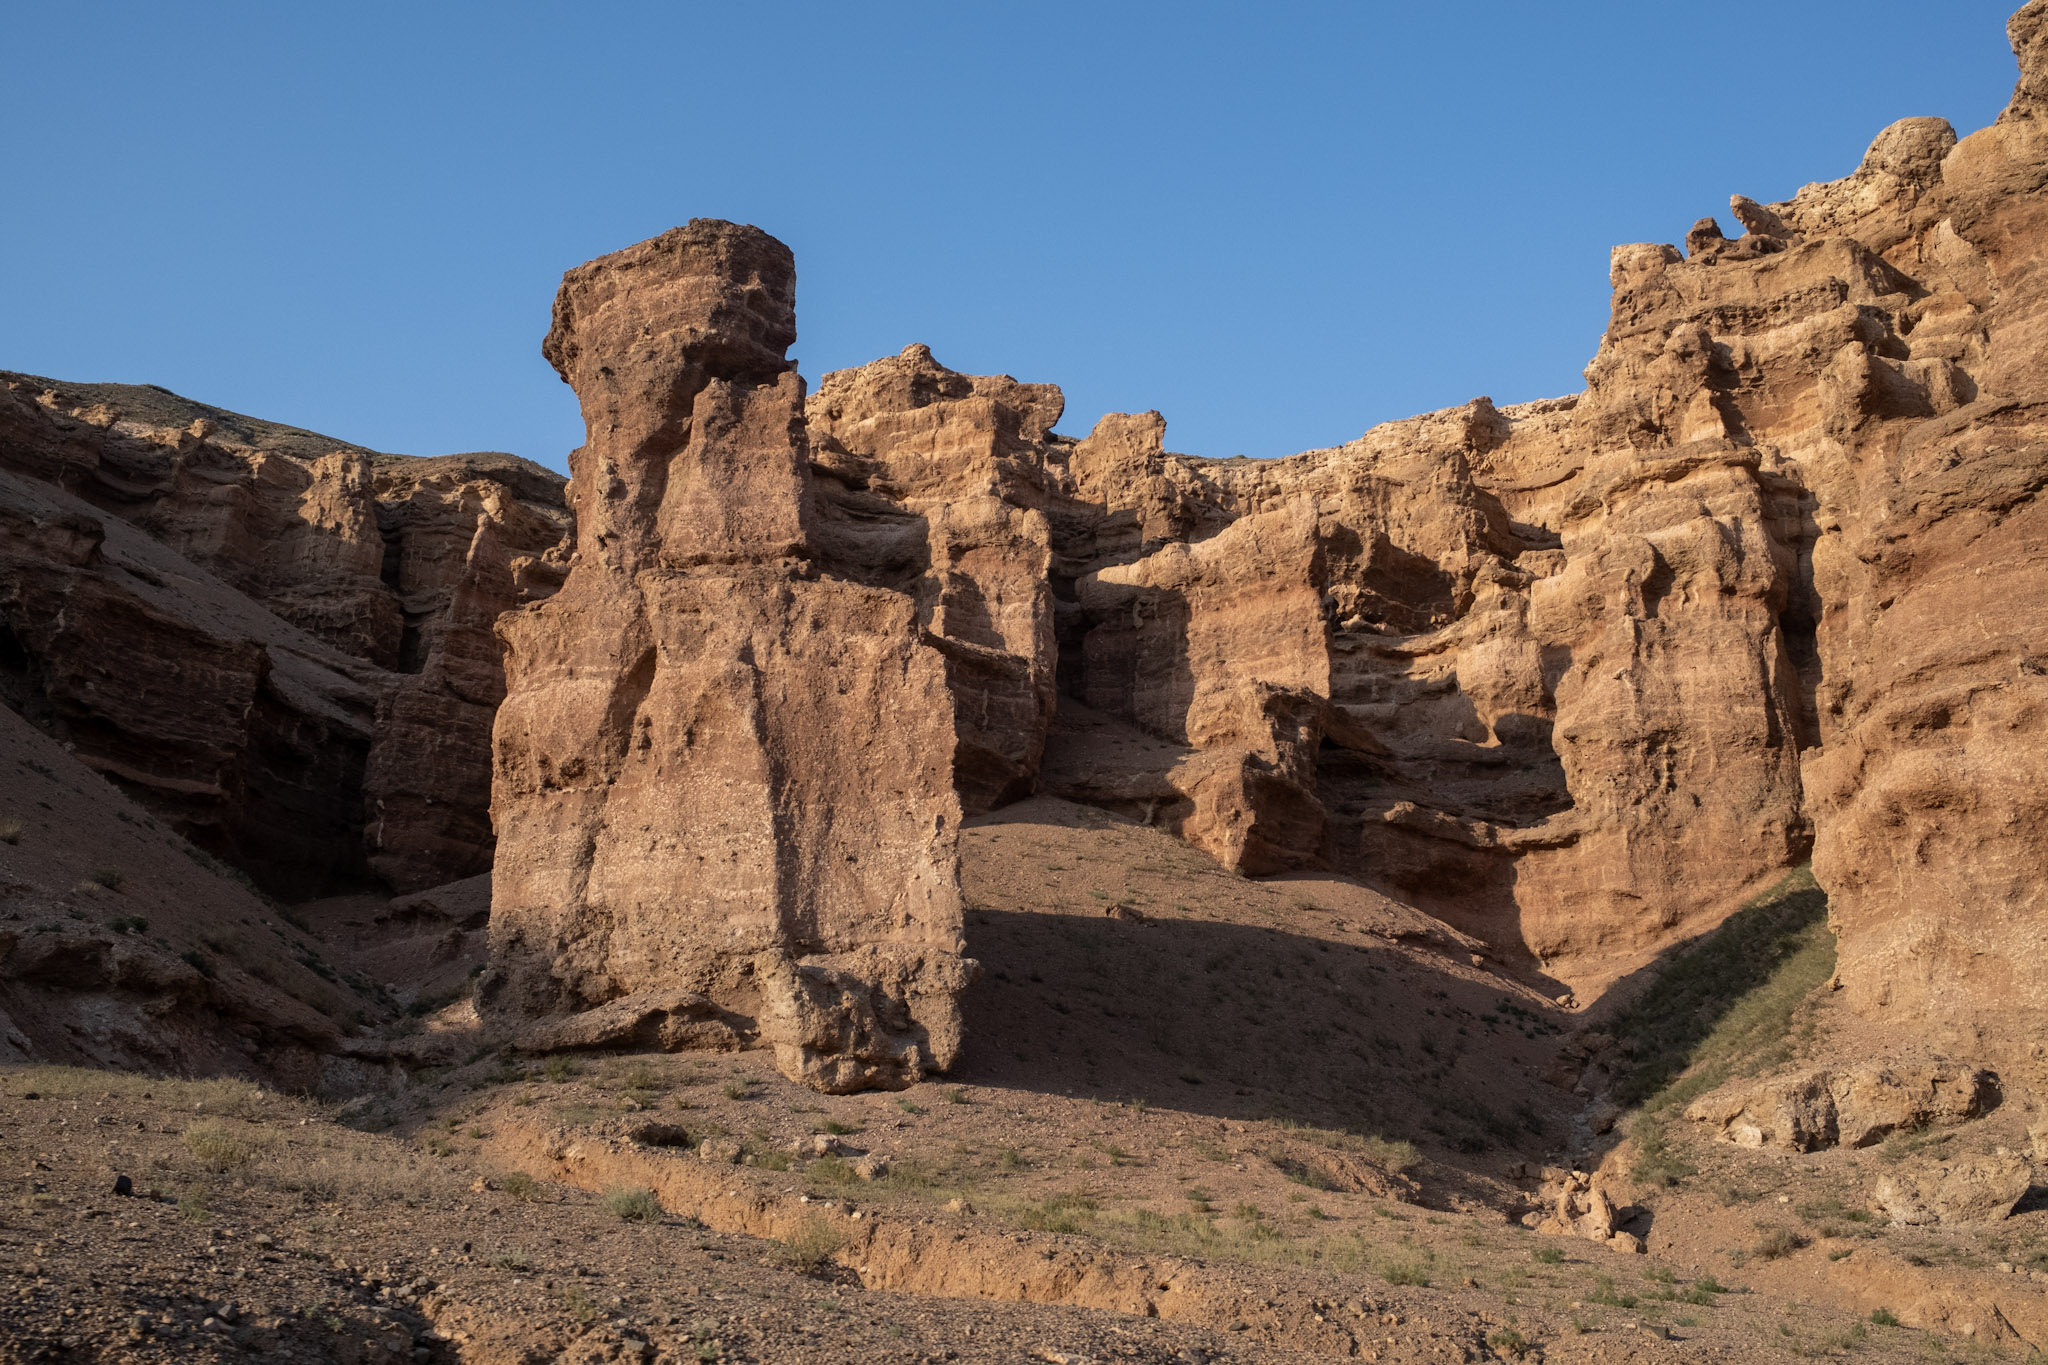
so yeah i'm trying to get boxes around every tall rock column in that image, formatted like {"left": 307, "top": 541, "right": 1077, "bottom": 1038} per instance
{"left": 480, "top": 221, "right": 975, "bottom": 1092}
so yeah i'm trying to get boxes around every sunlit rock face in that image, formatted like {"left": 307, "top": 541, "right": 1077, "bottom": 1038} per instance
{"left": 481, "top": 221, "right": 975, "bottom": 1093}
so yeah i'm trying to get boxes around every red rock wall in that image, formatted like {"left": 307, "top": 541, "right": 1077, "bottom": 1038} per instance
{"left": 481, "top": 223, "right": 975, "bottom": 1093}
{"left": 0, "top": 373, "right": 569, "bottom": 897}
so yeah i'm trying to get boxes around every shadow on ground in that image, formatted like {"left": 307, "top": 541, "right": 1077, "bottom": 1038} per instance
{"left": 958, "top": 905, "right": 1572, "bottom": 1165}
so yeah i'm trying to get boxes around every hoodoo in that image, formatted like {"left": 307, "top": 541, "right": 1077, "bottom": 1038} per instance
{"left": 477, "top": 221, "right": 977, "bottom": 1093}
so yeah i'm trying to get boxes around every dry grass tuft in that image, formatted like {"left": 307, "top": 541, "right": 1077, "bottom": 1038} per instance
{"left": 774, "top": 1216, "right": 844, "bottom": 1272}
{"left": 601, "top": 1186, "right": 664, "bottom": 1222}
{"left": 183, "top": 1122, "right": 262, "bottom": 1172}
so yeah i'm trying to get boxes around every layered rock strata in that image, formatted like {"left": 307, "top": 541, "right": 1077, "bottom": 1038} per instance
{"left": 480, "top": 222, "right": 975, "bottom": 1092}
{"left": 783, "top": 4, "right": 2048, "bottom": 1056}
{"left": 0, "top": 376, "right": 569, "bottom": 895}
{"left": 3, "top": 2, "right": 2044, "bottom": 1092}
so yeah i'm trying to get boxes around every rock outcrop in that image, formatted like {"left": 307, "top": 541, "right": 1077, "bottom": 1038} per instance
{"left": 480, "top": 222, "right": 976, "bottom": 1092}
{"left": 5, "top": 3, "right": 2047, "bottom": 1096}
{"left": 1526, "top": 1168, "right": 1645, "bottom": 1254}
{"left": 0, "top": 375, "right": 569, "bottom": 896}
{"left": 1872, "top": 1152, "right": 2034, "bottom": 1226}
{"left": 1800, "top": 4, "right": 2048, "bottom": 1071}
{"left": 806, "top": 345, "right": 1061, "bottom": 814}
{"left": 775, "top": 4, "right": 2048, "bottom": 1050}
{"left": 1684, "top": 1060, "right": 2001, "bottom": 1151}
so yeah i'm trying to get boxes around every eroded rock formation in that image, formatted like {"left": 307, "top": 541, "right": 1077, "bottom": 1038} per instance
{"left": 0, "top": 378, "right": 571, "bottom": 897}
{"left": 775, "top": 6, "right": 2048, "bottom": 1066}
{"left": 480, "top": 223, "right": 975, "bottom": 1092}
{"left": 2, "top": 3, "right": 2045, "bottom": 1096}
{"left": 1684, "top": 1060, "right": 2000, "bottom": 1151}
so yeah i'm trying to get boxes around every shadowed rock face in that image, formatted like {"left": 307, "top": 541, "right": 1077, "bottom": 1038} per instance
{"left": 1, "top": 5, "right": 2044, "bottom": 1094}
{"left": 480, "top": 221, "right": 976, "bottom": 1093}
{"left": 783, "top": 4, "right": 2048, "bottom": 1059}
{"left": 0, "top": 373, "right": 570, "bottom": 898}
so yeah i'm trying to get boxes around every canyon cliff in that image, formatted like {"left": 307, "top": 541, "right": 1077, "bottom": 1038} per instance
{"left": 783, "top": 3, "right": 2048, "bottom": 1073}
{"left": 1, "top": 4, "right": 2044, "bottom": 1099}
{"left": 478, "top": 224, "right": 977, "bottom": 1093}
{"left": 0, "top": 376, "right": 570, "bottom": 898}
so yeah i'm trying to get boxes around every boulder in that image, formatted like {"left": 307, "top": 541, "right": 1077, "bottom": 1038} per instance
{"left": 1684, "top": 1061, "right": 1999, "bottom": 1150}
{"left": 1872, "top": 1152, "right": 2032, "bottom": 1226}
{"left": 1530, "top": 1169, "right": 1645, "bottom": 1253}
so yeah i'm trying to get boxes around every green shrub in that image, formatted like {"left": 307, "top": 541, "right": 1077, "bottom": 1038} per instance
{"left": 601, "top": 1186, "right": 663, "bottom": 1223}
{"left": 808, "top": 1156, "right": 857, "bottom": 1186}
{"left": 1016, "top": 1191, "right": 1100, "bottom": 1234}
{"left": 1587, "top": 1274, "right": 1636, "bottom": 1308}
{"left": 1380, "top": 1259, "right": 1430, "bottom": 1287}
{"left": 1275, "top": 1157, "right": 1340, "bottom": 1191}
{"left": 774, "top": 1217, "right": 844, "bottom": 1272}
{"left": 1753, "top": 1226, "right": 1806, "bottom": 1261}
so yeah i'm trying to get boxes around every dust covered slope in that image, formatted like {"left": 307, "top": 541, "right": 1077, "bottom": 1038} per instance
{"left": 0, "top": 705, "right": 366, "bottom": 1081}
{"left": 958, "top": 795, "right": 1571, "bottom": 1159}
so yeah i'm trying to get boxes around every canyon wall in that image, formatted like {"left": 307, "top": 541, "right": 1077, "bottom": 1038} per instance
{"left": 774, "top": 3, "right": 2048, "bottom": 1059}
{"left": 0, "top": 373, "right": 570, "bottom": 897}
{"left": 1, "top": 2, "right": 2043, "bottom": 1089}
{"left": 479, "top": 224, "right": 976, "bottom": 1093}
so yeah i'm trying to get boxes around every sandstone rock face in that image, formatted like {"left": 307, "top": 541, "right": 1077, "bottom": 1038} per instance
{"left": 0, "top": 462, "right": 386, "bottom": 898}
{"left": 773, "top": 4, "right": 2048, "bottom": 1041}
{"left": 4, "top": 2, "right": 2045, "bottom": 1095}
{"left": 1872, "top": 1152, "right": 2033, "bottom": 1226}
{"left": 1684, "top": 1061, "right": 2000, "bottom": 1151}
{"left": 0, "top": 374, "right": 569, "bottom": 895}
{"left": 1799, "top": 4, "right": 2048, "bottom": 1068}
{"left": 806, "top": 344, "right": 1061, "bottom": 814}
{"left": 481, "top": 222, "right": 975, "bottom": 1093}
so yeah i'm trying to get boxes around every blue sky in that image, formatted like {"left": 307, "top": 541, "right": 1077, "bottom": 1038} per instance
{"left": 1, "top": 2, "right": 2023, "bottom": 469}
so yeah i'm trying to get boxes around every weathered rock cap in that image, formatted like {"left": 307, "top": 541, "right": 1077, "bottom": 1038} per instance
{"left": 2006, "top": 0, "right": 2048, "bottom": 120}
{"left": 541, "top": 219, "right": 797, "bottom": 391}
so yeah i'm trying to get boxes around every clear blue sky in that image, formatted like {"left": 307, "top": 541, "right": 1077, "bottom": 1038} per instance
{"left": 1, "top": 2, "right": 2024, "bottom": 470}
